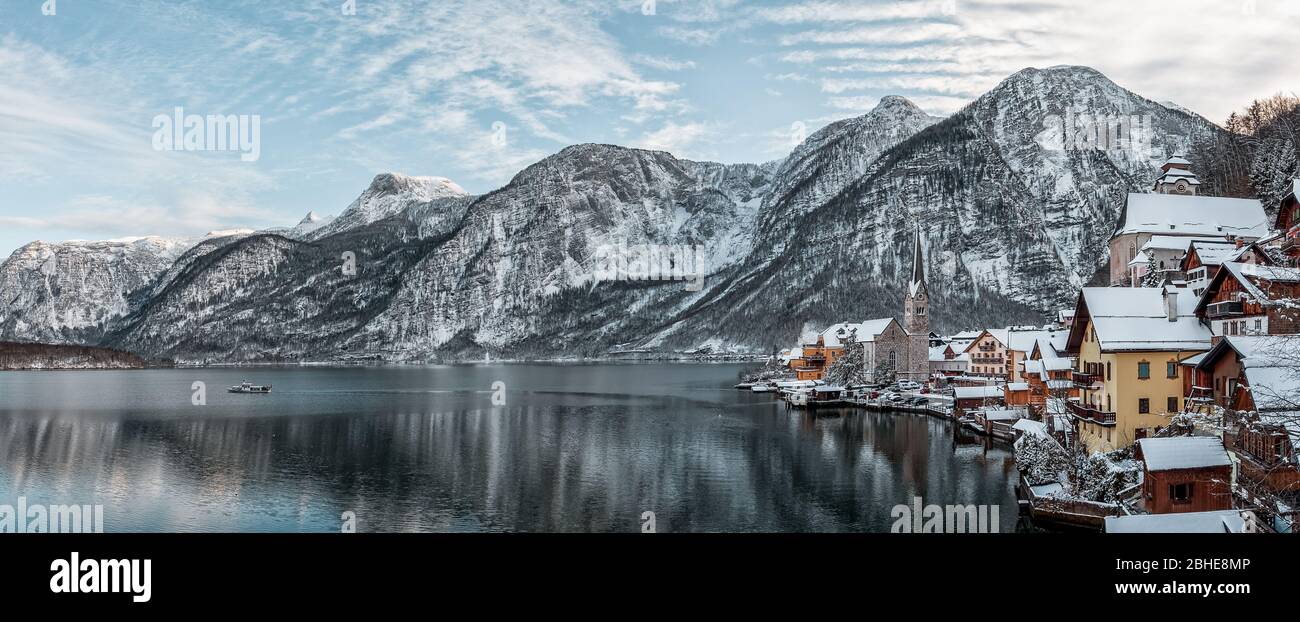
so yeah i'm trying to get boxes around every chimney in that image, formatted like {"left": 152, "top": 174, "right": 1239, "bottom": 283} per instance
{"left": 1235, "top": 236, "right": 1244, "bottom": 249}
{"left": 1164, "top": 289, "right": 1178, "bottom": 322}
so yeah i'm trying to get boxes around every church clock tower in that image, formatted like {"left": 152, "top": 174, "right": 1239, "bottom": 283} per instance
{"left": 902, "top": 226, "right": 930, "bottom": 383}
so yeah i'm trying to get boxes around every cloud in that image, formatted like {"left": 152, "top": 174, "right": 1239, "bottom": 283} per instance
{"left": 634, "top": 120, "right": 720, "bottom": 158}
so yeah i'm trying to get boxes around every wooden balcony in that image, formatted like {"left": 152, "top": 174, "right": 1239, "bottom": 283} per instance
{"left": 1068, "top": 401, "right": 1116, "bottom": 425}
{"left": 1072, "top": 370, "right": 1102, "bottom": 388}
{"left": 1206, "top": 300, "right": 1244, "bottom": 319}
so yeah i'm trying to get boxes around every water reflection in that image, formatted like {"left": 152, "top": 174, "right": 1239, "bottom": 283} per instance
{"left": 0, "top": 366, "right": 1019, "bottom": 532}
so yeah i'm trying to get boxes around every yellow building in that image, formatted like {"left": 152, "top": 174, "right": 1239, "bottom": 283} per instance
{"left": 1065, "top": 287, "right": 1212, "bottom": 453}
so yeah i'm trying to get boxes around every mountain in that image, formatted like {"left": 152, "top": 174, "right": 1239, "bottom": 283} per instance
{"left": 307, "top": 173, "right": 468, "bottom": 240}
{"left": 634, "top": 65, "right": 1222, "bottom": 351}
{"left": 0, "top": 235, "right": 203, "bottom": 344}
{"left": 0, "top": 66, "right": 1259, "bottom": 360}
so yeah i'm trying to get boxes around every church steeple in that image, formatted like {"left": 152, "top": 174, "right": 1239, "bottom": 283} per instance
{"left": 901, "top": 225, "right": 930, "bottom": 383}
{"left": 909, "top": 225, "right": 926, "bottom": 296}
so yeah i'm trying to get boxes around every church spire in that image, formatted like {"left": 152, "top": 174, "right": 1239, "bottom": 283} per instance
{"left": 909, "top": 225, "right": 926, "bottom": 294}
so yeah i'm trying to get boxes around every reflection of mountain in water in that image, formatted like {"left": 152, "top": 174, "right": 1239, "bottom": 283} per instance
{"left": 0, "top": 405, "right": 1019, "bottom": 533}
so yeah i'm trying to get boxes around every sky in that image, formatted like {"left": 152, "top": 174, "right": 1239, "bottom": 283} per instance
{"left": 1, "top": 0, "right": 1298, "bottom": 258}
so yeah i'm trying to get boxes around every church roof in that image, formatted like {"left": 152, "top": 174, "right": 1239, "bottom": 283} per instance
{"left": 909, "top": 227, "right": 926, "bottom": 296}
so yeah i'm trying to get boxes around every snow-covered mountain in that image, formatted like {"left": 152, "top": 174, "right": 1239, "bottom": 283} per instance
{"left": 307, "top": 173, "right": 468, "bottom": 240}
{"left": 1, "top": 65, "right": 1264, "bottom": 361}
{"left": 0, "top": 235, "right": 205, "bottom": 343}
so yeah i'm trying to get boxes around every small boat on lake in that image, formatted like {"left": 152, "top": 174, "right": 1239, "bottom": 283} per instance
{"left": 228, "top": 381, "right": 272, "bottom": 394}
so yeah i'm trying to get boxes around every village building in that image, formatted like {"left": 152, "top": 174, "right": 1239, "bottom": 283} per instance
{"left": 1065, "top": 286, "right": 1213, "bottom": 453}
{"left": 953, "top": 385, "right": 1005, "bottom": 418}
{"left": 1135, "top": 436, "right": 1234, "bottom": 514}
{"left": 1270, "top": 180, "right": 1300, "bottom": 267}
{"left": 962, "top": 329, "right": 1010, "bottom": 379}
{"left": 1108, "top": 156, "right": 1269, "bottom": 286}
{"left": 929, "top": 343, "right": 970, "bottom": 378}
{"left": 1193, "top": 261, "right": 1300, "bottom": 338}
{"left": 1208, "top": 335, "right": 1300, "bottom": 504}
{"left": 1183, "top": 239, "right": 1270, "bottom": 297}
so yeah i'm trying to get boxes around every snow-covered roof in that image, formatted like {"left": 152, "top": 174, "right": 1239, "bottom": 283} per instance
{"left": 1007, "top": 382, "right": 1030, "bottom": 391}
{"left": 954, "top": 386, "right": 1004, "bottom": 399}
{"left": 1105, "top": 510, "right": 1246, "bottom": 533}
{"left": 1042, "top": 357, "right": 1072, "bottom": 371}
{"left": 1006, "top": 329, "right": 1058, "bottom": 353}
{"left": 1141, "top": 235, "right": 1223, "bottom": 253}
{"left": 1162, "top": 155, "right": 1192, "bottom": 167}
{"left": 1154, "top": 172, "right": 1201, "bottom": 186}
{"left": 1217, "top": 262, "right": 1300, "bottom": 304}
{"left": 1179, "top": 351, "right": 1207, "bottom": 366}
{"left": 1137, "top": 436, "right": 1231, "bottom": 471}
{"left": 1117, "top": 193, "right": 1268, "bottom": 238}
{"left": 979, "top": 408, "right": 1024, "bottom": 421}
{"left": 852, "top": 318, "right": 899, "bottom": 343}
{"left": 1188, "top": 240, "right": 1246, "bottom": 266}
{"left": 1127, "top": 251, "right": 1151, "bottom": 267}
{"left": 1013, "top": 419, "right": 1049, "bottom": 437}
{"left": 1079, "top": 287, "right": 1212, "bottom": 352}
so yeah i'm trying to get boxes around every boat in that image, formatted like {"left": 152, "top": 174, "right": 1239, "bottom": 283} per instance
{"left": 750, "top": 382, "right": 777, "bottom": 393}
{"left": 734, "top": 382, "right": 755, "bottom": 389}
{"left": 228, "top": 381, "right": 272, "bottom": 394}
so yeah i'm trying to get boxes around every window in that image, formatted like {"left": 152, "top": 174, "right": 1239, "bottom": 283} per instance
{"left": 1167, "top": 361, "right": 1177, "bottom": 378}
{"left": 1170, "top": 483, "right": 1193, "bottom": 504}
{"left": 1230, "top": 322, "right": 1238, "bottom": 336}
{"left": 1167, "top": 396, "right": 1178, "bottom": 413}
{"left": 1254, "top": 319, "right": 1262, "bottom": 333}
{"left": 1138, "top": 398, "right": 1150, "bottom": 414}
{"left": 1106, "top": 362, "right": 1112, "bottom": 380}
{"left": 1221, "top": 321, "right": 1229, "bottom": 335}
{"left": 1138, "top": 362, "right": 1150, "bottom": 379}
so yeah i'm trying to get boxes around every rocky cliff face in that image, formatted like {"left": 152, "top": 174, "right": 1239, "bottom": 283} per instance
{"left": 0, "top": 66, "right": 1251, "bottom": 361}
{"left": 0, "top": 236, "right": 201, "bottom": 344}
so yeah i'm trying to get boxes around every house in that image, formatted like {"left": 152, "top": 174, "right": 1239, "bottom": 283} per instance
{"left": 1104, "top": 510, "right": 1249, "bottom": 533}
{"left": 1108, "top": 157, "right": 1269, "bottom": 286}
{"left": 1065, "top": 286, "right": 1213, "bottom": 452}
{"left": 1056, "top": 308, "right": 1075, "bottom": 331}
{"left": 1183, "top": 239, "right": 1270, "bottom": 297}
{"left": 1004, "top": 382, "right": 1032, "bottom": 408}
{"left": 928, "top": 343, "right": 969, "bottom": 378}
{"left": 1270, "top": 180, "right": 1300, "bottom": 267}
{"left": 1217, "top": 334, "right": 1300, "bottom": 498}
{"left": 1135, "top": 235, "right": 1229, "bottom": 285}
{"left": 1005, "top": 328, "right": 1068, "bottom": 383}
{"left": 1135, "top": 436, "right": 1234, "bottom": 514}
{"left": 793, "top": 322, "right": 859, "bottom": 381}
{"left": 963, "top": 329, "right": 1010, "bottom": 379}
{"left": 953, "top": 385, "right": 1004, "bottom": 418}
{"left": 1193, "top": 261, "right": 1300, "bottom": 338}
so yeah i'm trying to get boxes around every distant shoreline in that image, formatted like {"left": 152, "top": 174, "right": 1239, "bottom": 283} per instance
{"left": 0, "top": 341, "right": 169, "bottom": 371}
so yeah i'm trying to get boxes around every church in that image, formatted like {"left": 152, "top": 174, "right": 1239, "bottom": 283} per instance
{"left": 1108, "top": 155, "right": 1268, "bottom": 286}
{"left": 854, "top": 227, "right": 931, "bottom": 383}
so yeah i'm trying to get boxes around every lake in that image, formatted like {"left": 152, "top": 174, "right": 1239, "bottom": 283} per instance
{"left": 0, "top": 363, "right": 1021, "bottom": 532}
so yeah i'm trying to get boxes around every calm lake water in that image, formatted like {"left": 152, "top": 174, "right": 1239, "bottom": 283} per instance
{"left": 0, "top": 364, "right": 1020, "bottom": 532}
